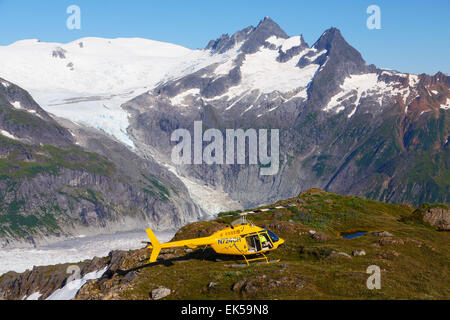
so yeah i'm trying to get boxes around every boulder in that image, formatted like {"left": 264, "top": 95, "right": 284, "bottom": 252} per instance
{"left": 121, "top": 271, "right": 137, "bottom": 283}
{"left": 207, "top": 282, "right": 217, "bottom": 290}
{"left": 232, "top": 280, "right": 247, "bottom": 292}
{"left": 242, "top": 282, "right": 257, "bottom": 297}
{"left": 311, "top": 232, "right": 330, "bottom": 241}
{"left": 151, "top": 286, "right": 171, "bottom": 300}
{"left": 372, "top": 231, "right": 393, "bottom": 237}
{"left": 232, "top": 279, "right": 258, "bottom": 296}
{"left": 352, "top": 250, "right": 366, "bottom": 256}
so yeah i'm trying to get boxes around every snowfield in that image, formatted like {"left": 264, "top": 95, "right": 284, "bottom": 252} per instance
{"left": 441, "top": 98, "right": 450, "bottom": 110}
{"left": 266, "top": 35, "right": 303, "bottom": 52}
{"left": 0, "top": 35, "right": 331, "bottom": 147}
{"left": 0, "top": 129, "right": 18, "bottom": 140}
{"left": 0, "top": 37, "right": 235, "bottom": 146}
{"left": 0, "top": 37, "right": 191, "bottom": 94}
{"left": 46, "top": 266, "right": 108, "bottom": 300}
{"left": 239, "top": 47, "right": 318, "bottom": 95}
{"left": 322, "top": 72, "right": 420, "bottom": 117}
{"left": 210, "top": 46, "right": 318, "bottom": 101}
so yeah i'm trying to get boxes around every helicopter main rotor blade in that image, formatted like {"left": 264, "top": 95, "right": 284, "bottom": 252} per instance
{"left": 219, "top": 203, "right": 297, "bottom": 219}
{"left": 237, "top": 203, "right": 297, "bottom": 216}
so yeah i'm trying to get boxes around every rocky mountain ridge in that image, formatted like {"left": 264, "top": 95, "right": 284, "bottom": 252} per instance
{"left": 124, "top": 17, "right": 449, "bottom": 208}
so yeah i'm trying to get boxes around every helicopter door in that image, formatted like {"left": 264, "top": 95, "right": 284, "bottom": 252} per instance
{"left": 259, "top": 232, "right": 273, "bottom": 250}
{"left": 245, "top": 235, "right": 261, "bottom": 253}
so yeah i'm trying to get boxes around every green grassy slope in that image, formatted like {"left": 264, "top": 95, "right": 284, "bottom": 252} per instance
{"left": 74, "top": 189, "right": 449, "bottom": 300}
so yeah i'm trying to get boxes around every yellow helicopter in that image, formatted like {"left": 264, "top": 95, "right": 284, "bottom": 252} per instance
{"left": 145, "top": 204, "right": 294, "bottom": 265}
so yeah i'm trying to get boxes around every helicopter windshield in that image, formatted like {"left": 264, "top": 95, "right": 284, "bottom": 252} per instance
{"left": 264, "top": 229, "right": 279, "bottom": 243}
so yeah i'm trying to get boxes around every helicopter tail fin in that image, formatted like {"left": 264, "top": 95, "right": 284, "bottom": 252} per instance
{"left": 146, "top": 228, "right": 161, "bottom": 263}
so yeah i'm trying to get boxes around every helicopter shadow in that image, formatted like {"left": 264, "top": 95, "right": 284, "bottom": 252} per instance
{"left": 115, "top": 247, "right": 250, "bottom": 277}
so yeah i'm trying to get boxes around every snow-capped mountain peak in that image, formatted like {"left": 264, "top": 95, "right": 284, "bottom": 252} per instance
{"left": 205, "top": 16, "right": 289, "bottom": 55}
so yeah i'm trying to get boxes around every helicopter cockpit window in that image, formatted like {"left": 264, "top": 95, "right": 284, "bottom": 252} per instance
{"left": 265, "top": 229, "right": 279, "bottom": 243}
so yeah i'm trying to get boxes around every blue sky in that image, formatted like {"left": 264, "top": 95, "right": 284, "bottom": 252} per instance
{"left": 0, "top": 0, "right": 449, "bottom": 75}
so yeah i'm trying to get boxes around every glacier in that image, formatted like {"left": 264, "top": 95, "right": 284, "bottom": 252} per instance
{"left": 0, "top": 230, "right": 175, "bottom": 276}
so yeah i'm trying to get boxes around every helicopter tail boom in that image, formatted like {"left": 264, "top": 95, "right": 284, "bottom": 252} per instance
{"left": 145, "top": 228, "right": 217, "bottom": 262}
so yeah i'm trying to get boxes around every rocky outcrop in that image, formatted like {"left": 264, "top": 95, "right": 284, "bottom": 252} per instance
{"left": 0, "top": 256, "right": 107, "bottom": 300}
{"left": 413, "top": 205, "right": 450, "bottom": 231}
{"left": 206, "top": 17, "right": 288, "bottom": 55}
{"left": 0, "top": 78, "right": 74, "bottom": 146}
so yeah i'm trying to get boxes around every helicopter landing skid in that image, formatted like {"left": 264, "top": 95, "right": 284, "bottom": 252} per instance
{"left": 242, "top": 252, "right": 279, "bottom": 265}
